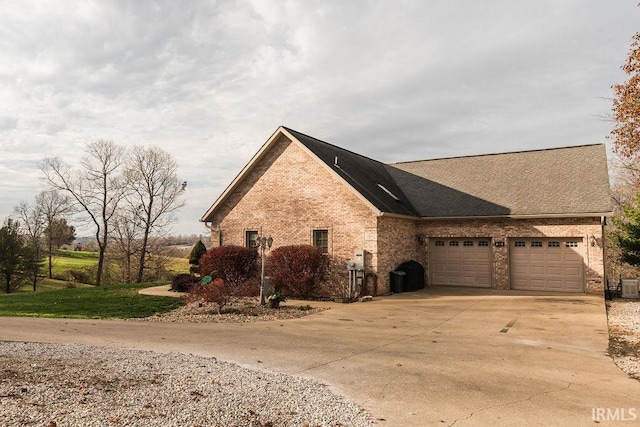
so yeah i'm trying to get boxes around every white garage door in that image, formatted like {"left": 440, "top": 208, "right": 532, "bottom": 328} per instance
{"left": 430, "top": 238, "right": 492, "bottom": 287}
{"left": 510, "top": 238, "right": 584, "bottom": 292}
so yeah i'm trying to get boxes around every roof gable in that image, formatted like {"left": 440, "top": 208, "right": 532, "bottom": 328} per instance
{"left": 201, "top": 127, "right": 417, "bottom": 223}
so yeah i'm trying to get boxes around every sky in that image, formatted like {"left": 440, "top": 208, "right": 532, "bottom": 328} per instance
{"left": 0, "top": 0, "right": 638, "bottom": 236}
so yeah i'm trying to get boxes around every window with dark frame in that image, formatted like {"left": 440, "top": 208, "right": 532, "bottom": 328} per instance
{"left": 246, "top": 230, "right": 259, "bottom": 248}
{"left": 313, "top": 229, "right": 329, "bottom": 253}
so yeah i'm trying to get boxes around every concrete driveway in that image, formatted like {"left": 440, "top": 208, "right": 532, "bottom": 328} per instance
{"left": 2, "top": 287, "right": 639, "bottom": 426}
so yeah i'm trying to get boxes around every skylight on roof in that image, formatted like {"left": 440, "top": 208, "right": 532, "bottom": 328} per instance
{"left": 377, "top": 184, "right": 400, "bottom": 201}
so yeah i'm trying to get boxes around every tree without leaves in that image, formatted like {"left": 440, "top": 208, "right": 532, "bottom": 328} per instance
{"left": 35, "top": 190, "right": 73, "bottom": 278}
{"left": 109, "top": 209, "right": 143, "bottom": 284}
{"left": 611, "top": 32, "right": 640, "bottom": 158}
{"left": 124, "top": 145, "right": 185, "bottom": 283}
{"left": 41, "top": 140, "right": 127, "bottom": 286}
{"left": 14, "top": 201, "right": 46, "bottom": 291}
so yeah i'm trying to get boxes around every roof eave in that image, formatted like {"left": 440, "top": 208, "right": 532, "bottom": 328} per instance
{"left": 415, "top": 211, "right": 613, "bottom": 221}
{"left": 201, "top": 126, "right": 384, "bottom": 223}
{"left": 200, "top": 126, "right": 286, "bottom": 223}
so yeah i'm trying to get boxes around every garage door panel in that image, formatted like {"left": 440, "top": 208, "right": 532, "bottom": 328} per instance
{"left": 447, "top": 264, "right": 460, "bottom": 273}
{"left": 530, "top": 253, "right": 545, "bottom": 261}
{"left": 564, "top": 266, "right": 581, "bottom": 276}
{"left": 564, "top": 280, "right": 582, "bottom": 291}
{"left": 530, "top": 266, "right": 545, "bottom": 275}
{"left": 547, "top": 266, "right": 562, "bottom": 275}
{"left": 430, "top": 239, "right": 492, "bottom": 287}
{"left": 510, "top": 238, "right": 584, "bottom": 293}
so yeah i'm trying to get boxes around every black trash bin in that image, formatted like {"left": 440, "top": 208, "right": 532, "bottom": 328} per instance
{"left": 390, "top": 271, "right": 406, "bottom": 293}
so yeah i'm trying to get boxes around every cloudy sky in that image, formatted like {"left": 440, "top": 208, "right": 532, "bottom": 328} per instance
{"left": 0, "top": 0, "right": 638, "bottom": 236}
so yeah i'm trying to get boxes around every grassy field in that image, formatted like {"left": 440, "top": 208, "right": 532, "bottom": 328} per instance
{"left": 47, "top": 250, "right": 189, "bottom": 283}
{"left": 0, "top": 250, "right": 190, "bottom": 318}
{"left": 48, "top": 250, "right": 100, "bottom": 278}
{"left": 0, "top": 283, "right": 185, "bottom": 319}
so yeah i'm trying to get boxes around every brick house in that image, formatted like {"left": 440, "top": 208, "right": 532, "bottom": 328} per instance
{"left": 201, "top": 126, "right": 612, "bottom": 295}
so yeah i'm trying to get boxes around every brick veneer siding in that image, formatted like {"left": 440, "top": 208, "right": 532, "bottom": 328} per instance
{"left": 375, "top": 215, "right": 420, "bottom": 294}
{"left": 417, "top": 216, "right": 606, "bottom": 294}
{"left": 206, "top": 134, "right": 606, "bottom": 296}
{"left": 207, "top": 135, "right": 378, "bottom": 281}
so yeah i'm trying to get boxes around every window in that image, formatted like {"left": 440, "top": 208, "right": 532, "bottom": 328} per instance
{"left": 246, "top": 230, "right": 259, "bottom": 248}
{"left": 435, "top": 240, "right": 445, "bottom": 246}
{"left": 313, "top": 229, "right": 329, "bottom": 254}
{"left": 463, "top": 241, "right": 474, "bottom": 247}
{"left": 548, "top": 241, "right": 560, "bottom": 247}
{"left": 514, "top": 241, "right": 526, "bottom": 247}
{"left": 449, "top": 241, "right": 459, "bottom": 246}
{"left": 478, "top": 241, "right": 489, "bottom": 247}
{"left": 531, "top": 241, "right": 543, "bottom": 247}
{"left": 566, "top": 241, "right": 579, "bottom": 247}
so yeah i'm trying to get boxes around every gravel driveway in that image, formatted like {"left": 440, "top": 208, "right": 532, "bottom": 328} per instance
{"left": 0, "top": 342, "right": 373, "bottom": 427}
{"left": 606, "top": 299, "right": 640, "bottom": 380}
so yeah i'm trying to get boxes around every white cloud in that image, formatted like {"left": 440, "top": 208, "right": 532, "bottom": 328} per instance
{"left": 0, "top": 0, "right": 637, "bottom": 234}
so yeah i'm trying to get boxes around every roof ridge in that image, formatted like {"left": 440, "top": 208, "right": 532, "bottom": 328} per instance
{"left": 391, "top": 143, "right": 605, "bottom": 165}
{"left": 282, "top": 126, "right": 388, "bottom": 166}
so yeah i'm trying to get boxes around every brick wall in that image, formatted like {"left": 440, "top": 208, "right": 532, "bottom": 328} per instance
{"left": 207, "top": 134, "right": 378, "bottom": 272}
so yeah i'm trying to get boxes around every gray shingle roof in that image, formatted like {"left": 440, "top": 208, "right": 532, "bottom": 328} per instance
{"left": 284, "top": 128, "right": 419, "bottom": 216}
{"left": 203, "top": 127, "right": 613, "bottom": 222}
{"left": 389, "top": 144, "right": 612, "bottom": 217}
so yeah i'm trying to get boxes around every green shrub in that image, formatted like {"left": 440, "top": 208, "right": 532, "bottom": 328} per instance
{"left": 68, "top": 266, "right": 95, "bottom": 285}
{"left": 171, "top": 273, "right": 197, "bottom": 292}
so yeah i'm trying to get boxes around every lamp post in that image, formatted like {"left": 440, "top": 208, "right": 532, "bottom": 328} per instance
{"left": 255, "top": 235, "right": 273, "bottom": 306}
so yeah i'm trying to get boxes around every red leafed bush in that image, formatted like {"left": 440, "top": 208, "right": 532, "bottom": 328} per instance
{"left": 268, "top": 245, "right": 328, "bottom": 299}
{"left": 188, "top": 278, "right": 231, "bottom": 314}
{"left": 199, "top": 245, "right": 259, "bottom": 293}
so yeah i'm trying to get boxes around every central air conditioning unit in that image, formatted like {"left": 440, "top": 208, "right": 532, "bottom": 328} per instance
{"left": 621, "top": 279, "right": 639, "bottom": 299}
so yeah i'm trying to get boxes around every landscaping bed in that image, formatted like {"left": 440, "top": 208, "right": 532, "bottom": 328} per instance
{"left": 141, "top": 298, "right": 329, "bottom": 323}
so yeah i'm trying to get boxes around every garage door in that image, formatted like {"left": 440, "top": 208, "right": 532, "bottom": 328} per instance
{"left": 430, "top": 238, "right": 491, "bottom": 287}
{"left": 510, "top": 238, "right": 584, "bottom": 292}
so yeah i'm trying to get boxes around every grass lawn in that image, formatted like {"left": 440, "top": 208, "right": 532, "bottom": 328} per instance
{"left": 0, "top": 283, "right": 185, "bottom": 319}
{"left": 48, "top": 250, "right": 189, "bottom": 280}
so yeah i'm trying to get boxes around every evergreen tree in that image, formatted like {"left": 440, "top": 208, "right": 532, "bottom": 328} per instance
{"left": 610, "top": 194, "right": 640, "bottom": 267}
{"left": 188, "top": 240, "right": 207, "bottom": 275}
{"left": 0, "top": 218, "right": 26, "bottom": 293}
